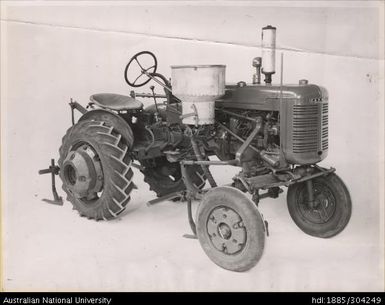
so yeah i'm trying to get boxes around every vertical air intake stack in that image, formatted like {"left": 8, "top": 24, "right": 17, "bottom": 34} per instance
{"left": 261, "top": 25, "right": 276, "bottom": 84}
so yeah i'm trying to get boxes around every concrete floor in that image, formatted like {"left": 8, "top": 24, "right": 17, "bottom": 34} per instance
{"left": 2, "top": 163, "right": 383, "bottom": 291}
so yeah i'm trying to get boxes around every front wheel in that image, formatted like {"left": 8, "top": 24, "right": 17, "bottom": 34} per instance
{"left": 287, "top": 173, "right": 352, "bottom": 238}
{"left": 196, "top": 187, "right": 265, "bottom": 272}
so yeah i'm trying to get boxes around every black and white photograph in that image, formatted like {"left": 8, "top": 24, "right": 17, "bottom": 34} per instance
{"left": 1, "top": 0, "right": 384, "bottom": 293}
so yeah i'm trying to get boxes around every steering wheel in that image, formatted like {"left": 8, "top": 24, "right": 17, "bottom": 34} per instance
{"left": 124, "top": 51, "right": 158, "bottom": 87}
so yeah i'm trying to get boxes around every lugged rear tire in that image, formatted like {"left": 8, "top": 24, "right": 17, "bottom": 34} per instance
{"left": 58, "top": 120, "right": 134, "bottom": 220}
{"left": 141, "top": 157, "right": 206, "bottom": 198}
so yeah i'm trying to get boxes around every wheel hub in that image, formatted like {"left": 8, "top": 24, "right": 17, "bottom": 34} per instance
{"left": 62, "top": 144, "right": 103, "bottom": 199}
{"left": 300, "top": 184, "right": 336, "bottom": 224}
{"left": 218, "top": 223, "right": 232, "bottom": 240}
{"left": 207, "top": 207, "right": 246, "bottom": 255}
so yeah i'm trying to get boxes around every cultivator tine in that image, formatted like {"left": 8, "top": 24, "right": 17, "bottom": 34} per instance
{"left": 146, "top": 191, "right": 184, "bottom": 206}
{"left": 183, "top": 234, "right": 198, "bottom": 239}
{"left": 38, "top": 159, "right": 63, "bottom": 206}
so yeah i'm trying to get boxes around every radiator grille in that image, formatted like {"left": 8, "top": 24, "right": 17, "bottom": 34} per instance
{"left": 321, "top": 103, "right": 328, "bottom": 150}
{"left": 292, "top": 105, "right": 319, "bottom": 153}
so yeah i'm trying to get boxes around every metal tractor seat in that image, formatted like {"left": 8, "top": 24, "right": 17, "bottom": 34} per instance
{"left": 90, "top": 93, "right": 143, "bottom": 111}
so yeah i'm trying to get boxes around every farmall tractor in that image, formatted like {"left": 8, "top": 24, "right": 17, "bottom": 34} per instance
{"left": 40, "top": 26, "right": 352, "bottom": 272}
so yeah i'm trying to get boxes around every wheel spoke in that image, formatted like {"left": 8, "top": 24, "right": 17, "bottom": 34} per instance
{"left": 143, "top": 64, "right": 156, "bottom": 74}
{"left": 132, "top": 73, "right": 146, "bottom": 86}
{"left": 134, "top": 57, "right": 144, "bottom": 70}
{"left": 131, "top": 65, "right": 155, "bottom": 86}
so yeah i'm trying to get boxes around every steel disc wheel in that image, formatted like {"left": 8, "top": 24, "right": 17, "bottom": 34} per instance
{"left": 287, "top": 173, "right": 352, "bottom": 238}
{"left": 196, "top": 186, "right": 265, "bottom": 272}
{"left": 62, "top": 143, "right": 104, "bottom": 203}
{"left": 206, "top": 207, "right": 247, "bottom": 255}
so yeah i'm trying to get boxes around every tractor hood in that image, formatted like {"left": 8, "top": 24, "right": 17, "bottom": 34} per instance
{"left": 215, "top": 83, "right": 328, "bottom": 111}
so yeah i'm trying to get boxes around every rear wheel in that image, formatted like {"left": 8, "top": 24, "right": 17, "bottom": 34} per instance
{"left": 58, "top": 120, "right": 134, "bottom": 220}
{"left": 287, "top": 173, "right": 352, "bottom": 238}
{"left": 141, "top": 157, "right": 206, "bottom": 198}
{"left": 196, "top": 187, "right": 265, "bottom": 272}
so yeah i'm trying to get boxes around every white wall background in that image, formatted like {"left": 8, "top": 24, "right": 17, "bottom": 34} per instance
{"left": 1, "top": 1, "right": 384, "bottom": 291}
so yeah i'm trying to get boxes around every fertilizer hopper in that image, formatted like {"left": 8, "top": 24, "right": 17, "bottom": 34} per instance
{"left": 171, "top": 65, "right": 226, "bottom": 125}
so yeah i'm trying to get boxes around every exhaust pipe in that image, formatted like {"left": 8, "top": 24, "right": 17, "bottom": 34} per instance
{"left": 261, "top": 25, "right": 276, "bottom": 84}
{"left": 252, "top": 57, "right": 262, "bottom": 84}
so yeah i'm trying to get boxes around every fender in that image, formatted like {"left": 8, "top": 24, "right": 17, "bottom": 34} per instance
{"left": 79, "top": 109, "right": 134, "bottom": 148}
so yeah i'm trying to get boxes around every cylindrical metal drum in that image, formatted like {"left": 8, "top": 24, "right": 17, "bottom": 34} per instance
{"left": 171, "top": 65, "right": 226, "bottom": 125}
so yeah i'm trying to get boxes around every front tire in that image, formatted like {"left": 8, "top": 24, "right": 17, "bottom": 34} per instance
{"left": 58, "top": 120, "right": 134, "bottom": 220}
{"left": 196, "top": 187, "right": 265, "bottom": 272}
{"left": 287, "top": 173, "right": 352, "bottom": 238}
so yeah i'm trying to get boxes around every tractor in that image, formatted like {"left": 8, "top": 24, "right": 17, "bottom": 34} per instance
{"left": 40, "top": 25, "right": 351, "bottom": 272}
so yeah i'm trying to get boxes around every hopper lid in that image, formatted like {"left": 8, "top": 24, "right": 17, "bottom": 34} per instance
{"left": 171, "top": 64, "right": 226, "bottom": 69}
